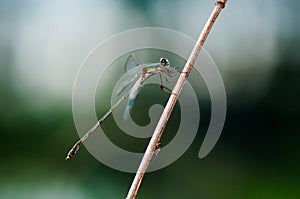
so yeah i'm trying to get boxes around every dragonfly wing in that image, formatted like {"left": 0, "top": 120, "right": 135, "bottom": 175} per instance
{"left": 123, "top": 98, "right": 134, "bottom": 120}
{"left": 115, "top": 55, "right": 143, "bottom": 95}
{"left": 123, "top": 77, "right": 143, "bottom": 120}
{"left": 115, "top": 74, "right": 138, "bottom": 96}
{"left": 125, "top": 54, "right": 141, "bottom": 72}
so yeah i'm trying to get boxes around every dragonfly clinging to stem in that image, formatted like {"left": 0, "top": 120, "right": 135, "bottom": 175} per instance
{"left": 66, "top": 54, "right": 179, "bottom": 160}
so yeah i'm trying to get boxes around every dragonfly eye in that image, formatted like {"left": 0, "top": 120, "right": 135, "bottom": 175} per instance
{"left": 160, "top": 58, "right": 170, "bottom": 67}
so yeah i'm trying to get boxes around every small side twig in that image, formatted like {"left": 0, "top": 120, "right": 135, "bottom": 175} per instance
{"left": 125, "top": 1, "right": 228, "bottom": 199}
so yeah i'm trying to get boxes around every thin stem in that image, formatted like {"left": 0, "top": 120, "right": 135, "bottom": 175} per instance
{"left": 125, "top": 1, "right": 228, "bottom": 198}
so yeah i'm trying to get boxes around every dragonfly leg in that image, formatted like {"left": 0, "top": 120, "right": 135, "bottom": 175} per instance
{"left": 159, "top": 73, "right": 172, "bottom": 94}
{"left": 160, "top": 84, "right": 173, "bottom": 94}
{"left": 162, "top": 71, "right": 171, "bottom": 82}
{"left": 171, "top": 66, "right": 188, "bottom": 76}
{"left": 158, "top": 73, "right": 179, "bottom": 97}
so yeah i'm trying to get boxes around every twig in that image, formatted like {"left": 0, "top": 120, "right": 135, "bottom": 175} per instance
{"left": 125, "top": 1, "right": 228, "bottom": 198}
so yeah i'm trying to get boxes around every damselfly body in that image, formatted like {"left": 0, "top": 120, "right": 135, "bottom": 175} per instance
{"left": 66, "top": 54, "right": 179, "bottom": 160}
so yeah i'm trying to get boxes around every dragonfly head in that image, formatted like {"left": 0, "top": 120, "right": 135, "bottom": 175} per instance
{"left": 160, "top": 58, "right": 170, "bottom": 67}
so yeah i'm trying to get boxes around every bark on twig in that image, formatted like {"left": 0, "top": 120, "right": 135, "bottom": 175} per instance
{"left": 125, "top": 1, "right": 228, "bottom": 198}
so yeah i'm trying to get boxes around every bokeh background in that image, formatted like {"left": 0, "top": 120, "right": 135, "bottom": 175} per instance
{"left": 0, "top": 0, "right": 299, "bottom": 198}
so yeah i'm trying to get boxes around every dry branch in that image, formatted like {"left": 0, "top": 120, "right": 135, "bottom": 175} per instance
{"left": 125, "top": 1, "right": 228, "bottom": 198}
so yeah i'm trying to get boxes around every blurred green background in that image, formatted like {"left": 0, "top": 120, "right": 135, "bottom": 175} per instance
{"left": 0, "top": 0, "right": 299, "bottom": 198}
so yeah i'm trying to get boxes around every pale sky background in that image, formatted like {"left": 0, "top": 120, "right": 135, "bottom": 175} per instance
{"left": 0, "top": 0, "right": 291, "bottom": 110}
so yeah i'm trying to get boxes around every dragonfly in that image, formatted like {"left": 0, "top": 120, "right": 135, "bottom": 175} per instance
{"left": 66, "top": 54, "right": 179, "bottom": 160}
